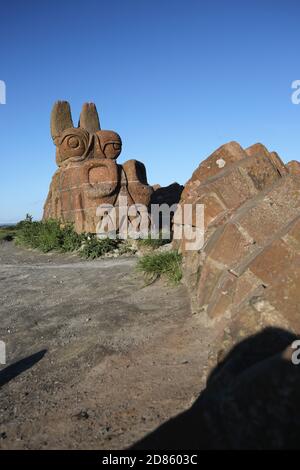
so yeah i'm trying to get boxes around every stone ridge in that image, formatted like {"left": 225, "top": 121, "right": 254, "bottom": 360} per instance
{"left": 175, "top": 141, "right": 300, "bottom": 358}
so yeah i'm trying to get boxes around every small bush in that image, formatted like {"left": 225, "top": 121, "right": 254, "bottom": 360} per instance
{"left": 80, "top": 236, "right": 119, "bottom": 259}
{"left": 16, "top": 218, "right": 66, "bottom": 252}
{"left": 137, "top": 250, "right": 182, "bottom": 284}
{"left": 60, "top": 225, "right": 84, "bottom": 252}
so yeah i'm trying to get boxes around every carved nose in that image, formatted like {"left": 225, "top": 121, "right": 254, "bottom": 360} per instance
{"left": 89, "top": 165, "right": 109, "bottom": 185}
{"left": 85, "top": 160, "right": 119, "bottom": 199}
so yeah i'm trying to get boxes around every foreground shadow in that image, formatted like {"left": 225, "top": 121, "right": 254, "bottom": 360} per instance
{"left": 132, "top": 327, "right": 300, "bottom": 450}
{"left": 0, "top": 350, "right": 47, "bottom": 387}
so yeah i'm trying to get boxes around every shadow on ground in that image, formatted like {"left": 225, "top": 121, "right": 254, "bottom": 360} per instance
{"left": 132, "top": 327, "right": 300, "bottom": 450}
{"left": 0, "top": 350, "right": 47, "bottom": 387}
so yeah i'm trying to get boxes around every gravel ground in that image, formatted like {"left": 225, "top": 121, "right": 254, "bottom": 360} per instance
{"left": 0, "top": 241, "right": 209, "bottom": 449}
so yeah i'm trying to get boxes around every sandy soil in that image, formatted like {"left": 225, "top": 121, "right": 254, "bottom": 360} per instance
{"left": 0, "top": 241, "right": 209, "bottom": 449}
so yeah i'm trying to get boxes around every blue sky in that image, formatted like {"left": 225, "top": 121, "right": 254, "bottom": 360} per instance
{"left": 0, "top": 0, "right": 300, "bottom": 223}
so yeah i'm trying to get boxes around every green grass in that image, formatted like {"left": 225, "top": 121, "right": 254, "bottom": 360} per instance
{"left": 137, "top": 231, "right": 171, "bottom": 250}
{"left": 14, "top": 215, "right": 129, "bottom": 259}
{"left": 137, "top": 250, "right": 182, "bottom": 284}
{"left": 0, "top": 225, "right": 18, "bottom": 241}
{"left": 80, "top": 236, "right": 120, "bottom": 259}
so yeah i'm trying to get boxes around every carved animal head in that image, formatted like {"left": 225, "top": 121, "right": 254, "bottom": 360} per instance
{"left": 50, "top": 101, "right": 122, "bottom": 166}
{"left": 45, "top": 101, "right": 153, "bottom": 233}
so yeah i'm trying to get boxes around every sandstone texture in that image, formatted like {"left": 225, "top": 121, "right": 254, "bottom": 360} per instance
{"left": 175, "top": 141, "right": 300, "bottom": 358}
{"left": 43, "top": 102, "right": 153, "bottom": 233}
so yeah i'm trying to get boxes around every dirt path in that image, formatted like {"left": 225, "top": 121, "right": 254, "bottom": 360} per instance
{"left": 0, "top": 241, "right": 209, "bottom": 449}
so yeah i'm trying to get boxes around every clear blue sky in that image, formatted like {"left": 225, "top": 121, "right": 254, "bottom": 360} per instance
{"left": 0, "top": 0, "right": 300, "bottom": 223}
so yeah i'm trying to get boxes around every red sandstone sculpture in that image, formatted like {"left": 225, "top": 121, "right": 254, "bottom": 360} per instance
{"left": 43, "top": 101, "right": 153, "bottom": 233}
{"left": 174, "top": 141, "right": 300, "bottom": 365}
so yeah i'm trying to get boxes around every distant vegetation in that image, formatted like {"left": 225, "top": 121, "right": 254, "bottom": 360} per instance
{"left": 0, "top": 225, "right": 19, "bottom": 241}
{"left": 10, "top": 215, "right": 128, "bottom": 259}
{"left": 137, "top": 251, "right": 182, "bottom": 284}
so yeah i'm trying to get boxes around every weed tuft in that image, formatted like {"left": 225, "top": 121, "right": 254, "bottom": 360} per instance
{"left": 137, "top": 250, "right": 182, "bottom": 284}
{"left": 137, "top": 231, "right": 171, "bottom": 250}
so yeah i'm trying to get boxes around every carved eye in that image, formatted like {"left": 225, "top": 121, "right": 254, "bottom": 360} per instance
{"left": 68, "top": 136, "right": 81, "bottom": 149}
{"left": 58, "top": 128, "right": 89, "bottom": 162}
{"left": 94, "top": 130, "right": 122, "bottom": 160}
{"left": 103, "top": 142, "right": 122, "bottom": 159}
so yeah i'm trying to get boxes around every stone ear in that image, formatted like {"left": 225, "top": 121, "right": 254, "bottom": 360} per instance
{"left": 79, "top": 102, "right": 101, "bottom": 133}
{"left": 50, "top": 101, "right": 74, "bottom": 142}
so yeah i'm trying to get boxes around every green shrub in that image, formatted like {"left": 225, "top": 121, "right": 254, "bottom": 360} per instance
{"left": 60, "top": 224, "right": 84, "bottom": 252}
{"left": 80, "top": 236, "right": 119, "bottom": 259}
{"left": 137, "top": 250, "right": 182, "bottom": 284}
{"left": 15, "top": 215, "right": 126, "bottom": 259}
{"left": 16, "top": 218, "right": 65, "bottom": 252}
